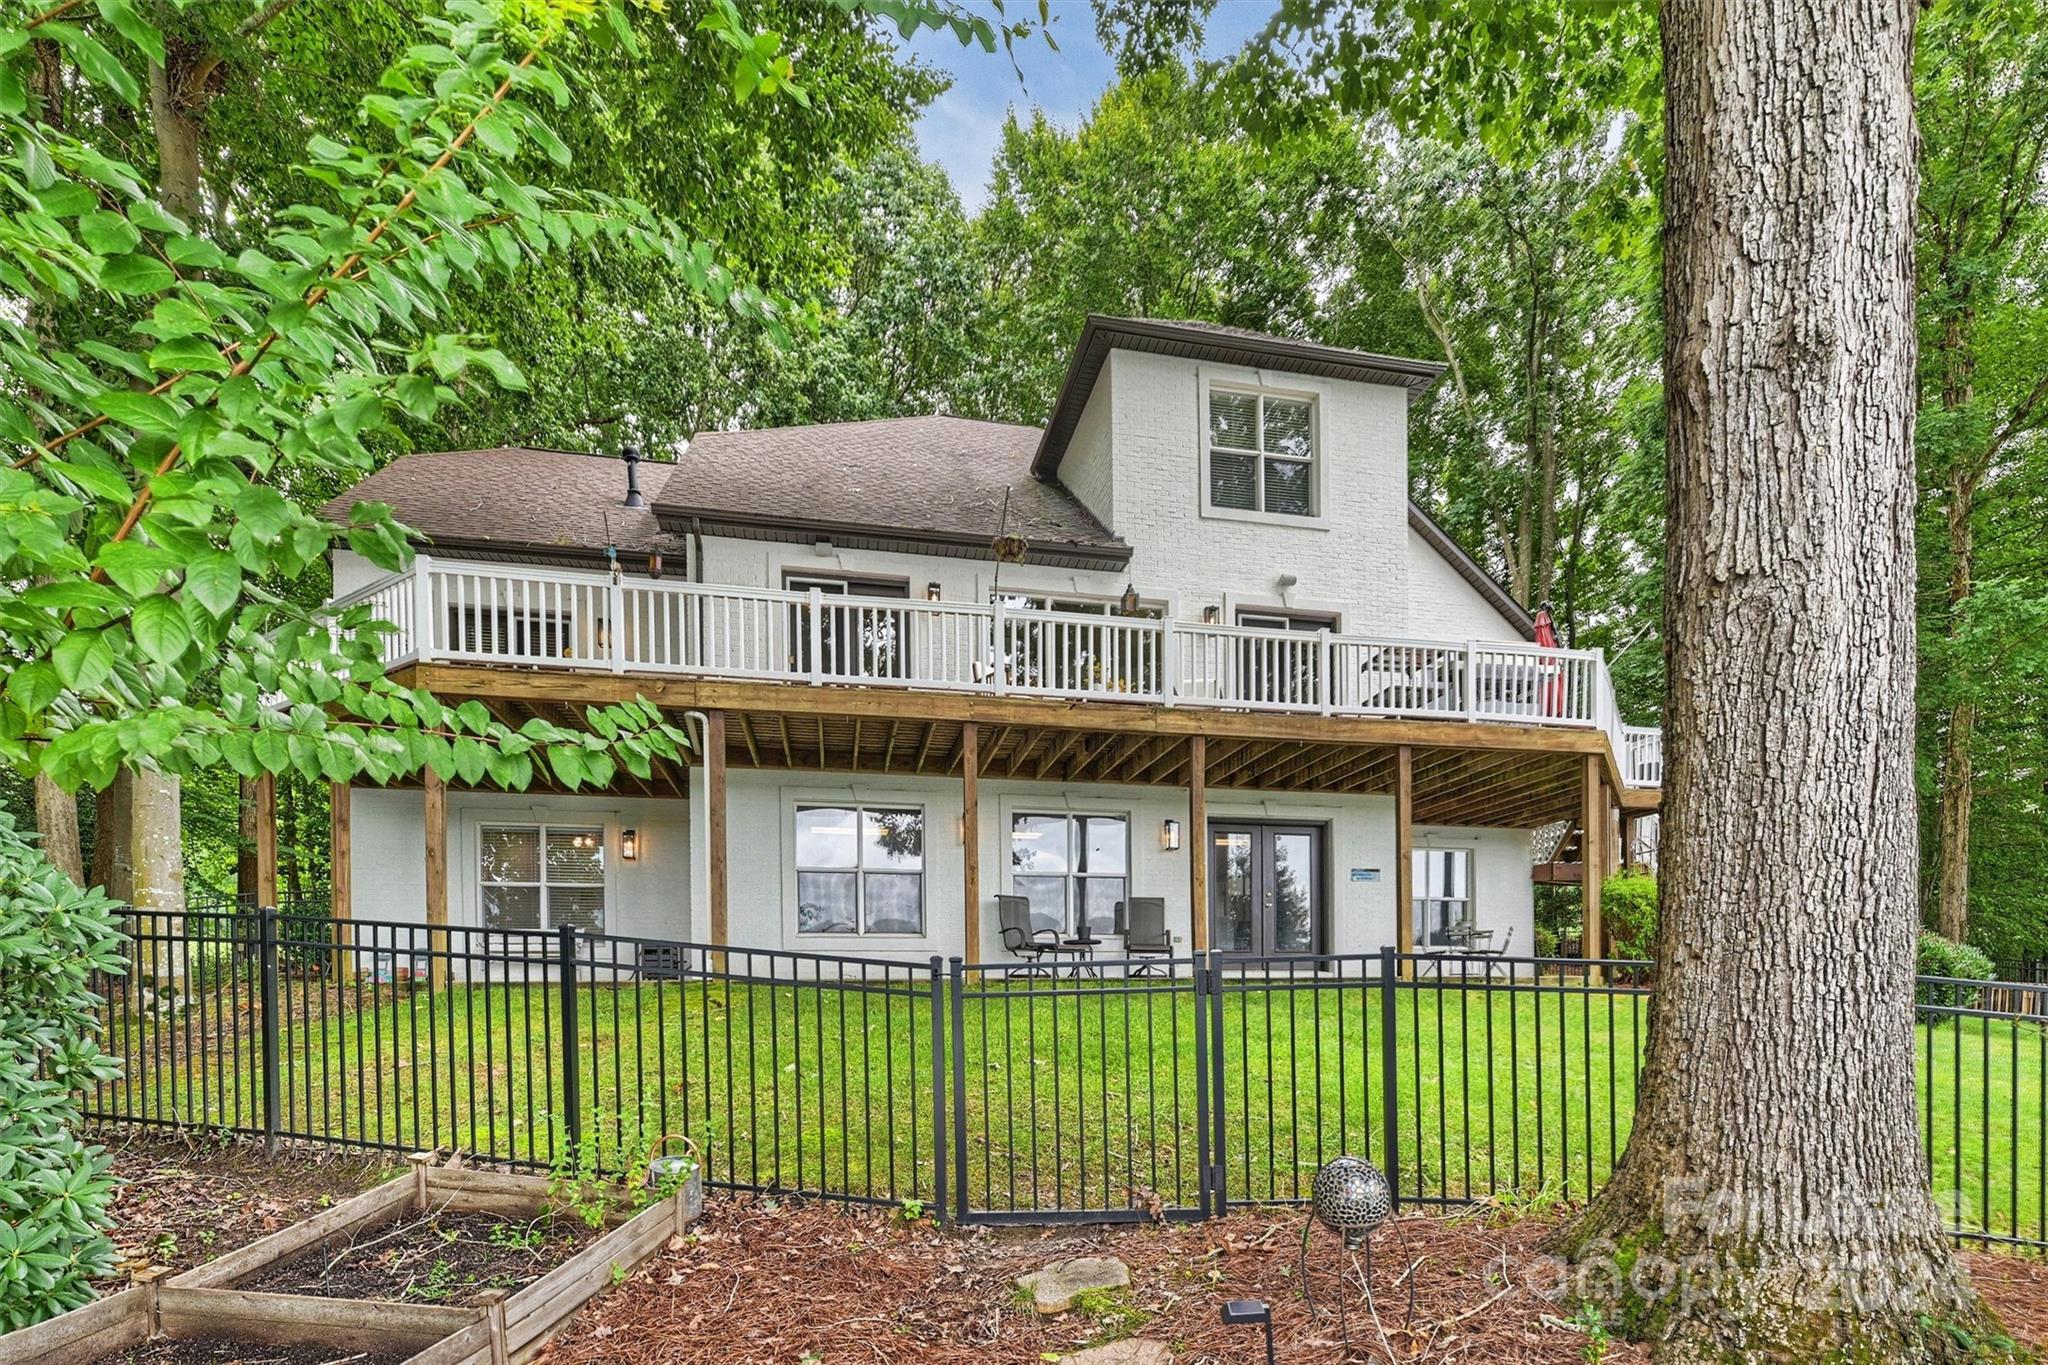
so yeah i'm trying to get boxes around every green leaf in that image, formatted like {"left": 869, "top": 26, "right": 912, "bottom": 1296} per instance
{"left": 95, "top": 0, "right": 165, "bottom": 63}
{"left": 6, "top": 662, "right": 62, "bottom": 715}
{"left": 99, "top": 253, "right": 176, "bottom": 296}
{"left": 77, "top": 210, "right": 140, "bottom": 255}
{"left": 52, "top": 630, "right": 112, "bottom": 692}
{"left": 233, "top": 485, "right": 293, "bottom": 539}
{"left": 89, "top": 388, "right": 180, "bottom": 435}
{"left": 130, "top": 594, "right": 191, "bottom": 666}
{"left": 182, "top": 552, "right": 241, "bottom": 617}
{"left": 94, "top": 540, "right": 178, "bottom": 595}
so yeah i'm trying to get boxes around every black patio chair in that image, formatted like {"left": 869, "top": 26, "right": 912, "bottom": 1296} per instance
{"left": 997, "top": 894, "right": 1059, "bottom": 979}
{"left": 1114, "top": 897, "right": 1174, "bottom": 978}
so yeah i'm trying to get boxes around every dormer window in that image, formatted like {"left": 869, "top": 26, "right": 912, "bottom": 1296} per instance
{"left": 1205, "top": 386, "right": 1317, "bottom": 518}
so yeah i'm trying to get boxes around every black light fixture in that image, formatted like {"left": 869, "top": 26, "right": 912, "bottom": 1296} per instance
{"left": 926, "top": 581, "right": 943, "bottom": 602}
{"left": 1221, "top": 1300, "right": 1276, "bottom": 1365}
{"left": 620, "top": 828, "right": 640, "bottom": 862}
{"left": 1118, "top": 583, "right": 1140, "bottom": 615}
{"left": 1202, "top": 604, "right": 1221, "bottom": 624}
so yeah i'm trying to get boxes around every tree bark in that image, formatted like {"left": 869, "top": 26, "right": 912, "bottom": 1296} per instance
{"left": 1549, "top": 0, "right": 1992, "bottom": 1357}
{"left": 33, "top": 772, "right": 84, "bottom": 884}
{"left": 237, "top": 775, "right": 259, "bottom": 905}
{"left": 147, "top": 51, "right": 203, "bottom": 220}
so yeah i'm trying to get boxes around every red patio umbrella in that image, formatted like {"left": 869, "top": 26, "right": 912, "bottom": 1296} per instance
{"left": 1532, "top": 606, "right": 1565, "bottom": 716}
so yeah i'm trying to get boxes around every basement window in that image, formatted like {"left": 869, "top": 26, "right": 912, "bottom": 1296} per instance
{"left": 480, "top": 824, "right": 605, "bottom": 935}
{"left": 795, "top": 805, "right": 925, "bottom": 936}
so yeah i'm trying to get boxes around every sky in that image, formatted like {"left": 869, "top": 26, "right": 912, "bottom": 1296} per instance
{"left": 887, "top": 0, "right": 1271, "bottom": 212}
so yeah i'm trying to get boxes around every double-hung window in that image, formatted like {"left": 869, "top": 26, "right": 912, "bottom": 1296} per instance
{"left": 795, "top": 805, "right": 925, "bottom": 935}
{"left": 1010, "top": 813, "right": 1129, "bottom": 937}
{"left": 480, "top": 824, "right": 605, "bottom": 934}
{"left": 1207, "top": 387, "right": 1316, "bottom": 517}
{"left": 1412, "top": 847, "right": 1473, "bottom": 946}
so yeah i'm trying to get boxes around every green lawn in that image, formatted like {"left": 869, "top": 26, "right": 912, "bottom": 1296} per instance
{"left": 90, "top": 970, "right": 2045, "bottom": 1245}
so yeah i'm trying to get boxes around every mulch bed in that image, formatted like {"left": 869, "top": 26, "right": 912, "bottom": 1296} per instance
{"left": 99, "top": 1137, "right": 391, "bottom": 1285}
{"left": 234, "top": 1206, "right": 595, "bottom": 1305}
{"left": 103, "top": 1343, "right": 402, "bottom": 1365}
{"left": 545, "top": 1197, "right": 1650, "bottom": 1363}
{"left": 545, "top": 1198, "right": 2048, "bottom": 1364}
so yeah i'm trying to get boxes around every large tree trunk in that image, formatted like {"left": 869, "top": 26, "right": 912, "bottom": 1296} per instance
{"left": 1549, "top": 0, "right": 1993, "bottom": 1357}
{"left": 33, "top": 773, "right": 84, "bottom": 884}
{"left": 1932, "top": 314, "right": 1978, "bottom": 944}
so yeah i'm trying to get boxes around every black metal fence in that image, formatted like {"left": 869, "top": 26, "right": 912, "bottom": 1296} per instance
{"left": 85, "top": 911, "right": 2045, "bottom": 1250}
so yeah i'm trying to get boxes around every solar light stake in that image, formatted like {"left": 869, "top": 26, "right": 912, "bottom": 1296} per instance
{"left": 1221, "top": 1299, "right": 1275, "bottom": 1365}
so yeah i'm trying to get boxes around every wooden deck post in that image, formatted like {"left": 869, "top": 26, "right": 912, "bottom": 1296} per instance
{"left": 1187, "top": 735, "right": 1207, "bottom": 953}
{"left": 1394, "top": 745, "right": 1414, "bottom": 977}
{"left": 1582, "top": 753, "right": 1605, "bottom": 983}
{"left": 961, "top": 722, "right": 980, "bottom": 962}
{"left": 330, "top": 781, "right": 353, "bottom": 973}
{"left": 253, "top": 771, "right": 278, "bottom": 909}
{"left": 423, "top": 766, "right": 446, "bottom": 987}
{"left": 706, "top": 710, "right": 728, "bottom": 949}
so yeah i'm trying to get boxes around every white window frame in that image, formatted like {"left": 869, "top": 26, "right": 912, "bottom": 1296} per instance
{"left": 791, "top": 802, "right": 927, "bottom": 938}
{"left": 1007, "top": 810, "right": 1132, "bottom": 938}
{"left": 1412, "top": 846, "right": 1475, "bottom": 946}
{"left": 477, "top": 822, "right": 607, "bottom": 935}
{"left": 1199, "top": 377, "right": 1327, "bottom": 527}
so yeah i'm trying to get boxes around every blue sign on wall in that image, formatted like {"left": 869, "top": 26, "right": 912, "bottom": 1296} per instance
{"left": 1349, "top": 868, "right": 1380, "bottom": 882}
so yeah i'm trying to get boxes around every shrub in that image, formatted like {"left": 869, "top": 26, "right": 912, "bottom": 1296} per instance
{"left": 1915, "top": 932, "right": 1996, "bottom": 1013}
{"left": 1601, "top": 869, "right": 1659, "bottom": 963}
{"left": 0, "top": 811, "right": 127, "bottom": 1329}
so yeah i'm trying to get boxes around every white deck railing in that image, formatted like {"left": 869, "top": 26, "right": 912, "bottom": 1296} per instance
{"left": 329, "top": 556, "right": 1665, "bottom": 787}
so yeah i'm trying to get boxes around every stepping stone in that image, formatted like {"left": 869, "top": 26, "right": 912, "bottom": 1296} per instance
{"left": 1062, "top": 1342, "right": 1171, "bottom": 1364}
{"left": 1015, "top": 1255, "right": 1132, "bottom": 1314}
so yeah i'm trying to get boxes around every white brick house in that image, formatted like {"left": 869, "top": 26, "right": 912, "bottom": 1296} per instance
{"left": 319, "top": 317, "right": 1661, "bottom": 970}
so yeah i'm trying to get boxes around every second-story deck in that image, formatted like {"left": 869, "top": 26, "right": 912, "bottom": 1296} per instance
{"left": 335, "top": 556, "right": 1664, "bottom": 791}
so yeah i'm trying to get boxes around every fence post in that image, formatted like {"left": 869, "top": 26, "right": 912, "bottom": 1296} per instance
{"left": 1191, "top": 949, "right": 1213, "bottom": 1216}
{"left": 948, "top": 957, "right": 968, "bottom": 1223}
{"left": 928, "top": 956, "right": 949, "bottom": 1224}
{"left": 1208, "top": 951, "right": 1229, "bottom": 1217}
{"left": 1378, "top": 945, "right": 1400, "bottom": 1213}
{"left": 559, "top": 924, "right": 582, "bottom": 1164}
{"left": 259, "top": 906, "right": 281, "bottom": 1157}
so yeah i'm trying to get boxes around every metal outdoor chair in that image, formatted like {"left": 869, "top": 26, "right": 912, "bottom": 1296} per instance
{"left": 1113, "top": 897, "right": 1174, "bottom": 978}
{"left": 997, "top": 894, "right": 1060, "bottom": 979}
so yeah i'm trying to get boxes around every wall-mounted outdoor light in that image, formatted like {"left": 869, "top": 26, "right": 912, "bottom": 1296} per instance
{"left": 1118, "top": 583, "right": 1141, "bottom": 615}
{"left": 927, "top": 581, "right": 943, "bottom": 601}
{"left": 620, "top": 828, "right": 640, "bottom": 861}
{"left": 1161, "top": 819, "right": 1182, "bottom": 851}
{"left": 1202, "top": 604, "right": 1221, "bottom": 624}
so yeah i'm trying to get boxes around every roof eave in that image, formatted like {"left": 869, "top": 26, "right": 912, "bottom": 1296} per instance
{"left": 655, "top": 505, "right": 1133, "bottom": 572}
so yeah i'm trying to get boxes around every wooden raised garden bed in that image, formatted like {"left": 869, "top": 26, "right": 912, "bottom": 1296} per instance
{"left": 0, "top": 1156, "right": 702, "bottom": 1365}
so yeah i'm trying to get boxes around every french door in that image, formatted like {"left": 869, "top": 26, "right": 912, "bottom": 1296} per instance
{"left": 1209, "top": 822, "right": 1323, "bottom": 956}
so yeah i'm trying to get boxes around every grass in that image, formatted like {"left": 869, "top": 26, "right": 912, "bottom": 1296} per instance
{"left": 90, "top": 968, "right": 2046, "bottom": 1246}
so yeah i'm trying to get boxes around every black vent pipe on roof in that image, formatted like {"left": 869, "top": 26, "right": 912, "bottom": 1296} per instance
{"left": 621, "top": 443, "right": 645, "bottom": 508}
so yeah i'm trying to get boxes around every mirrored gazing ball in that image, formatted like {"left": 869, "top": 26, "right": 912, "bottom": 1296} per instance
{"left": 1311, "top": 1155, "right": 1391, "bottom": 1245}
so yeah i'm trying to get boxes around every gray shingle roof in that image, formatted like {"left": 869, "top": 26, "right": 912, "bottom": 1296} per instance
{"left": 321, "top": 447, "right": 674, "bottom": 559}
{"left": 662, "top": 415, "right": 1125, "bottom": 557}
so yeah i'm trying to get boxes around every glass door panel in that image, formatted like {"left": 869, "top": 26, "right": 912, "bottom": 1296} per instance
{"left": 1270, "top": 831, "right": 1316, "bottom": 953}
{"left": 1209, "top": 823, "right": 1323, "bottom": 956}
{"left": 1213, "top": 829, "right": 1256, "bottom": 953}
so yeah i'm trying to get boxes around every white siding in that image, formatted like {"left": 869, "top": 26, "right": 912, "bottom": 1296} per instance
{"left": 1097, "top": 349, "right": 1415, "bottom": 631}
{"left": 1402, "top": 526, "right": 1527, "bottom": 641}
{"left": 346, "top": 787, "right": 690, "bottom": 942}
